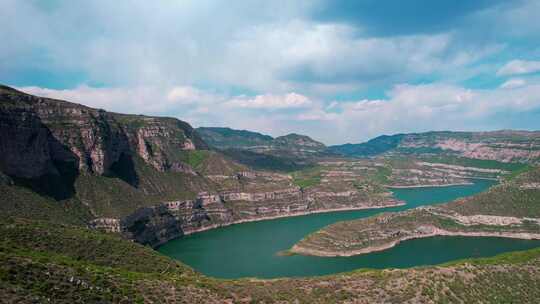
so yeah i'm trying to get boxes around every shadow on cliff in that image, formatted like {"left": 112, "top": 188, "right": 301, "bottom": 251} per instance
{"left": 107, "top": 152, "right": 139, "bottom": 188}
{"left": 0, "top": 107, "right": 80, "bottom": 200}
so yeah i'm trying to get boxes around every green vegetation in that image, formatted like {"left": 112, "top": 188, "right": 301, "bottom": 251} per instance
{"left": 370, "top": 164, "right": 392, "bottom": 184}
{"left": 292, "top": 166, "right": 322, "bottom": 188}
{"left": 196, "top": 126, "right": 273, "bottom": 149}
{"left": 220, "top": 148, "right": 312, "bottom": 172}
{"left": 180, "top": 150, "right": 210, "bottom": 169}
{"left": 421, "top": 155, "right": 529, "bottom": 171}
{"left": 2, "top": 216, "right": 540, "bottom": 303}
{"left": 327, "top": 134, "right": 405, "bottom": 157}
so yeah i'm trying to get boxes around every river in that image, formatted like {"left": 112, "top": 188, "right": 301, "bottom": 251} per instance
{"left": 158, "top": 179, "right": 540, "bottom": 278}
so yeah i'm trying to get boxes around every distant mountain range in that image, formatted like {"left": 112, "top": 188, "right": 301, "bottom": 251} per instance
{"left": 197, "top": 126, "right": 540, "bottom": 164}
{"left": 328, "top": 130, "right": 540, "bottom": 162}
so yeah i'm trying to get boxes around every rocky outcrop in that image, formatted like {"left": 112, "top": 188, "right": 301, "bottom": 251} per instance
{"left": 93, "top": 187, "right": 403, "bottom": 247}
{"left": 0, "top": 85, "right": 206, "bottom": 197}
{"left": 121, "top": 205, "right": 184, "bottom": 247}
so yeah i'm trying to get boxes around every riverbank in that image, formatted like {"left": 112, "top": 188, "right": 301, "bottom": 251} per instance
{"left": 290, "top": 228, "right": 540, "bottom": 257}
{"left": 289, "top": 169, "right": 540, "bottom": 259}
{"left": 175, "top": 199, "right": 405, "bottom": 237}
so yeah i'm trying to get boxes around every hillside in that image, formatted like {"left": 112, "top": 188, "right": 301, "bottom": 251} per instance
{"left": 196, "top": 127, "right": 329, "bottom": 171}
{"left": 0, "top": 85, "right": 400, "bottom": 247}
{"left": 329, "top": 131, "right": 540, "bottom": 164}
{"left": 2, "top": 201, "right": 540, "bottom": 302}
{"left": 197, "top": 127, "right": 326, "bottom": 152}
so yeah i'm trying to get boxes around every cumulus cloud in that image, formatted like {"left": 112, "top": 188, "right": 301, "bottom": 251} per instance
{"left": 15, "top": 81, "right": 540, "bottom": 145}
{"left": 497, "top": 60, "right": 540, "bottom": 76}
{"left": 225, "top": 93, "right": 311, "bottom": 109}
{"left": 4, "top": 1, "right": 540, "bottom": 144}
{"left": 294, "top": 82, "right": 540, "bottom": 143}
{"left": 17, "top": 85, "right": 223, "bottom": 115}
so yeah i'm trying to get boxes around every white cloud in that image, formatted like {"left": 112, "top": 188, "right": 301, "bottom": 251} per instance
{"left": 17, "top": 85, "right": 219, "bottom": 115}
{"left": 497, "top": 60, "right": 540, "bottom": 76}
{"left": 500, "top": 78, "right": 526, "bottom": 89}
{"left": 15, "top": 81, "right": 540, "bottom": 145}
{"left": 296, "top": 82, "right": 540, "bottom": 143}
{"left": 225, "top": 93, "right": 311, "bottom": 109}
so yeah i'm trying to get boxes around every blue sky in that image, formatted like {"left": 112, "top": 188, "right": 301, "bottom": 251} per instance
{"left": 1, "top": 0, "right": 540, "bottom": 144}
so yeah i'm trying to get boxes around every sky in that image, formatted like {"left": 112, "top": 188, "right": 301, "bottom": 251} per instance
{"left": 2, "top": 0, "right": 540, "bottom": 145}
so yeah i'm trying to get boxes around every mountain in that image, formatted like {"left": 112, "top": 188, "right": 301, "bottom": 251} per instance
{"left": 196, "top": 127, "right": 326, "bottom": 153}
{"left": 197, "top": 127, "right": 327, "bottom": 171}
{"left": 195, "top": 127, "right": 273, "bottom": 149}
{"left": 327, "top": 134, "right": 405, "bottom": 157}
{"left": 328, "top": 130, "right": 540, "bottom": 163}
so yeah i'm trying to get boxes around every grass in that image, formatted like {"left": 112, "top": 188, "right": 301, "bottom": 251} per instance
{"left": 181, "top": 150, "right": 210, "bottom": 169}
{"left": 291, "top": 166, "right": 323, "bottom": 188}
{"left": 420, "top": 155, "right": 529, "bottom": 172}
{"left": 2, "top": 215, "right": 540, "bottom": 303}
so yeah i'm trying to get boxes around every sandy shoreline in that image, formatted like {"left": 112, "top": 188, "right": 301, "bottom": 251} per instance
{"left": 290, "top": 229, "right": 540, "bottom": 257}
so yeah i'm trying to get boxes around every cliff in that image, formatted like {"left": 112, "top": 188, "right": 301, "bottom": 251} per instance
{"left": 0, "top": 85, "right": 400, "bottom": 247}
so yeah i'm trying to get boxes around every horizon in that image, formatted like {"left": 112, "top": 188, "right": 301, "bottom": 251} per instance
{"left": 2, "top": 0, "right": 540, "bottom": 144}
{"left": 6, "top": 82, "right": 540, "bottom": 146}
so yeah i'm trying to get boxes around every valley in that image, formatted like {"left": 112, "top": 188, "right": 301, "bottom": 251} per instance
{"left": 1, "top": 84, "right": 540, "bottom": 302}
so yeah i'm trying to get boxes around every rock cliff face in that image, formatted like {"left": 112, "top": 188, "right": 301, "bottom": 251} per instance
{"left": 2, "top": 85, "right": 401, "bottom": 247}
{"left": 0, "top": 85, "right": 206, "bottom": 196}
{"left": 91, "top": 186, "right": 402, "bottom": 247}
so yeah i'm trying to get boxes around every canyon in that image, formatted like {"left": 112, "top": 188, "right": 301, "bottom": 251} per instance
{"left": 2, "top": 84, "right": 540, "bottom": 303}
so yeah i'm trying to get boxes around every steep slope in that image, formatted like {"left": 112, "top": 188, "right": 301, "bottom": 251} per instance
{"left": 197, "top": 127, "right": 325, "bottom": 152}
{"left": 327, "top": 134, "right": 405, "bottom": 157}
{"left": 0, "top": 85, "right": 400, "bottom": 247}
{"left": 197, "top": 127, "right": 328, "bottom": 171}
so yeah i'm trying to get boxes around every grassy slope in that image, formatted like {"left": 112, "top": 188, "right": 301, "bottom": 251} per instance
{"left": 1, "top": 217, "right": 540, "bottom": 303}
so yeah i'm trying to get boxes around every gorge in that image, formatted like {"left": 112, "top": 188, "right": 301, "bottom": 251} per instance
{"left": 2, "top": 84, "right": 540, "bottom": 302}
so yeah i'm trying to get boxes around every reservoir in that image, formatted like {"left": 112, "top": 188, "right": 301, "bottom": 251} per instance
{"left": 158, "top": 179, "right": 540, "bottom": 278}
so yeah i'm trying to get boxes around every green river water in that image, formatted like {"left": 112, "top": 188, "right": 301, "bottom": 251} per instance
{"left": 158, "top": 179, "right": 540, "bottom": 278}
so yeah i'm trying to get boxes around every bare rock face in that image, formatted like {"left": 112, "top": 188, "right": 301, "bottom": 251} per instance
{"left": 121, "top": 205, "right": 183, "bottom": 247}
{"left": 0, "top": 85, "right": 205, "bottom": 184}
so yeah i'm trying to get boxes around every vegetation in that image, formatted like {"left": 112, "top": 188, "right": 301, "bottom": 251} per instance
{"left": 327, "top": 134, "right": 405, "bottom": 157}
{"left": 221, "top": 148, "right": 312, "bottom": 172}
{"left": 2, "top": 216, "right": 540, "bottom": 303}
{"left": 291, "top": 166, "right": 323, "bottom": 188}
{"left": 420, "top": 155, "right": 529, "bottom": 171}
{"left": 180, "top": 150, "right": 210, "bottom": 169}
